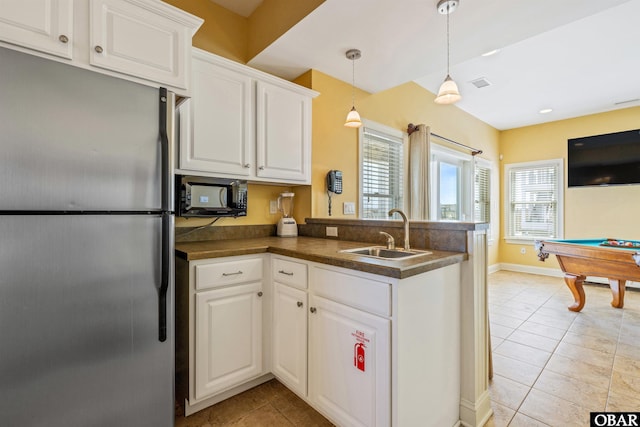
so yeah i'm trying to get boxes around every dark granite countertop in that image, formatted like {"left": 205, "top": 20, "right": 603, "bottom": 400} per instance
{"left": 175, "top": 236, "right": 467, "bottom": 279}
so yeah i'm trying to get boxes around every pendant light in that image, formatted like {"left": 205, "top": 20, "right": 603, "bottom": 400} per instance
{"left": 434, "top": 0, "right": 461, "bottom": 105}
{"left": 344, "top": 48, "right": 363, "bottom": 128}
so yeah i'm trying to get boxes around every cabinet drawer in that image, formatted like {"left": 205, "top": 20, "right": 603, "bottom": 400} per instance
{"left": 272, "top": 257, "right": 308, "bottom": 289}
{"left": 311, "top": 266, "right": 391, "bottom": 317}
{"left": 195, "top": 257, "right": 263, "bottom": 290}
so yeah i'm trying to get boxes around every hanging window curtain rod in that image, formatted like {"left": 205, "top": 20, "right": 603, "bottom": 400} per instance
{"left": 407, "top": 123, "right": 482, "bottom": 156}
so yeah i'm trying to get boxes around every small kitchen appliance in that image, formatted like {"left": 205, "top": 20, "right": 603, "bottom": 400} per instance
{"left": 277, "top": 192, "right": 298, "bottom": 237}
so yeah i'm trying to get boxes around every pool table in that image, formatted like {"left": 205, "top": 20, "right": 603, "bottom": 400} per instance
{"left": 535, "top": 239, "right": 640, "bottom": 312}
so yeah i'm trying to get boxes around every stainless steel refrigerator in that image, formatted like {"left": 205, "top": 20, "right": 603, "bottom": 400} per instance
{"left": 0, "top": 47, "right": 176, "bottom": 426}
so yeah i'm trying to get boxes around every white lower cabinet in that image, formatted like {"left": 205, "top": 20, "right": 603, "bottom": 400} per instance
{"left": 178, "top": 252, "right": 462, "bottom": 426}
{"left": 175, "top": 254, "right": 270, "bottom": 415}
{"left": 308, "top": 294, "right": 390, "bottom": 427}
{"left": 272, "top": 282, "right": 307, "bottom": 396}
{"left": 194, "top": 282, "right": 263, "bottom": 400}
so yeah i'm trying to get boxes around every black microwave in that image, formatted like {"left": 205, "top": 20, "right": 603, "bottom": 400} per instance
{"left": 176, "top": 175, "right": 247, "bottom": 217}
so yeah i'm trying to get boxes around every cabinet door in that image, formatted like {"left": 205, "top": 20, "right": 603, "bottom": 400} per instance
{"left": 256, "top": 80, "right": 311, "bottom": 183}
{"left": 272, "top": 282, "right": 307, "bottom": 396}
{"left": 194, "top": 282, "right": 263, "bottom": 400}
{"left": 89, "top": 0, "right": 195, "bottom": 89}
{"left": 179, "top": 55, "right": 253, "bottom": 176}
{"left": 309, "top": 295, "right": 391, "bottom": 427}
{"left": 0, "top": 0, "right": 73, "bottom": 59}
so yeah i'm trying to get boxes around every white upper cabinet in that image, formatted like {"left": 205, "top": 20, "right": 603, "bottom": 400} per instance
{"left": 89, "top": 0, "right": 200, "bottom": 90}
{"left": 0, "top": 0, "right": 73, "bottom": 59}
{"left": 0, "top": 0, "right": 202, "bottom": 93}
{"left": 256, "top": 81, "right": 311, "bottom": 182}
{"left": 179, "top": 52, "right": 253, "bottom": 175}
{"left": 178, "top": 48, "right": 318, "bottom": 185}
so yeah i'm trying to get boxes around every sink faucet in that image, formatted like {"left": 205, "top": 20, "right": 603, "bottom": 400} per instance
{"left": 379, "top": 231, "right": 395, "bottom": 250}
{"left": 388, "top": 209, "right": 410, "bottom": 250}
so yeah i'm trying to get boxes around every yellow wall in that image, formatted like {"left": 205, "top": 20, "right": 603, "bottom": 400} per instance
{"left": 248, "top": 0, "right": 324, "bottom": 59}
{"left": 164, "top": 0, "right": 324, "bottom": 63}
{"left": 165, "top": 1, "right": 511, "bottom": 271}
{"left": 163, "top": 0, "right": 248, "bottom": 62}
{"left": 307, "top": 70, "right": 501, "bottom": 265}
{"left": 164, "top": 0, "right": 307, "bottom": 229}
{"left": 176, "top": 184, "right": 293, "bottom": 228}
{"left": 498, "top": 106, "right": 640, "bottom": 267}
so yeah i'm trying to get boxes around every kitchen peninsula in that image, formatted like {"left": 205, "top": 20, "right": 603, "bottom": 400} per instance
{"left": 175, "top": 219, "right": 491, "bottom": 427}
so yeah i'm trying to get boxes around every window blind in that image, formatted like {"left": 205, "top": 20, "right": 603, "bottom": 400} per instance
{"left": 361, "top": 126, "right": 403, "bottom": 219}
{"left": 507, "top": 162, "right": 560, "bottom": 238}
{"left": 474, "top": 164, "right": 490, "bottom": 223}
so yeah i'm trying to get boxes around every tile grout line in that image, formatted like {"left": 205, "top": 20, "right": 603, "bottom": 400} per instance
{"left": 498, "top": 289, "right": 583, "bottom": 426}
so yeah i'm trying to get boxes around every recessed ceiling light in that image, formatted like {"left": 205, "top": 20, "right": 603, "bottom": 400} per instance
{"left": 481, "top": 49, "right": 500, "bottom": 57}
{"left": 539, "top": 108, "right": 553, "bottom": 114}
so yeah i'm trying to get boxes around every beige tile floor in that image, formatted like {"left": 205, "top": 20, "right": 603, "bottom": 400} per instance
{"left": 485, "top": 271, "right": 640, "bottom": 427}
{"left": 175, "top": 270, "right": 640, "bottom": 426}
{"left": 174, "top": 379, "right": 334, "bottom": 427}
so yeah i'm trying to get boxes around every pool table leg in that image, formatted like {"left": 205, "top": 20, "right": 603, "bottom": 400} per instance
{"left": 609, "top": 279, "right": 626, "bottom": 309}
{"left": 564, "top": 274, "right": 586, "bottom": 312}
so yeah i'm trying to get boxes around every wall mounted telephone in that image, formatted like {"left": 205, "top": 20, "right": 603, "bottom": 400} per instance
{"left": 326, "top": 170, "right": 343, "bottom": 194}
{"left": 326, "top": 170, "right": 342, "bottom": 216}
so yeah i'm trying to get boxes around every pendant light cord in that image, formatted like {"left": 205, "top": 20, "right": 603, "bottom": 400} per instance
{"left": 351, "top": 57, "right": 356, "bottom": 108}
{"left": 446, "top": 2, "right": 450, "bottom": 75}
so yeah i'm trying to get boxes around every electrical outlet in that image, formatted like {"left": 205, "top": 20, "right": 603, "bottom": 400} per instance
{"left": 269, "top": 200, "right": 277, "bottom": 214}
{"left": 326, "top": 226, "right": 338, "bottom": 237}
{"left": 520, "top": 247, "right": 526, "bottom": 254}
{"left": 343, "top": 202, "right": 355, "bottom": 215}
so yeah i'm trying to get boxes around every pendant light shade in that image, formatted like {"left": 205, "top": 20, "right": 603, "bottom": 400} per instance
{"left": 434, "top": 0, "right": 461, "bottom": 105}
{"left": 344, "top": 49, "right": 362, "bottom": 128}
{"left": 345, "top": 106, "right": 362, "bottom": 128}
{"left": 434, "top": 74, "right": 461, "bottom": 104}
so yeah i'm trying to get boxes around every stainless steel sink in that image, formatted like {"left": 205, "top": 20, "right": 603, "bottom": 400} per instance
{"left": 339, "top": 246, "right": 432, "bottom": 260}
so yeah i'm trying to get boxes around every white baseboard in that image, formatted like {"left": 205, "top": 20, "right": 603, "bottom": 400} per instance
{"left": 489, "top": 263, "right": 563, "bottom": 278}
{"left": 489, "top": 263, "right": 640, "bottom": 289}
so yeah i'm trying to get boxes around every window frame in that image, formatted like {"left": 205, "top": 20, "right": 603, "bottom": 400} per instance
{"left": 430, "top": 144, "right": 473, "bottom": 221}
{"left": 504, "top": 158, "right": 564, "bottom": 244}
{"left": 358, "top": 120, "right": 406, "bottom": 219}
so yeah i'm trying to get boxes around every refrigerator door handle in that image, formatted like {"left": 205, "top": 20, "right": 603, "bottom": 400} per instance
{"left": 159, "top": 211, "right": 171, "bottom": 342}
{"left": 158, "top": 87, "right": 174, "bottom": 343}
{"left": 159, "top": 87, "right": 173, "bottom": 212}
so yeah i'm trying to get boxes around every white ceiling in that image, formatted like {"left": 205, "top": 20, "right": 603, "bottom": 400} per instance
{"left": 218, "top": 0, "right": 640, "bottom": 130}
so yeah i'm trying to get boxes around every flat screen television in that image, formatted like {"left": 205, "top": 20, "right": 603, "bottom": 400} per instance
{"left": 568, "top": 128, "right": 640, "bottom": 187}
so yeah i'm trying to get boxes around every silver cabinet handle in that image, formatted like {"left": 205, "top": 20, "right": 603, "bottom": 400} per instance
{"left": 297, "top": 301, "right": 303, "bottom": 308}
{"left": 278, "top": 270, "right": 294, "bottom": 276}
{"left": 243, "top": 164, "right": 250, "bottom": 168}
{"left": 310, "top": 307, "right": 316, "bottom": 313}
{"left": 259, "top": 166, "right": 265, "bottom": 170}
{"left": 94, "top": 45, "right": 104, "bottom": 53}
{"left": 59, "top": 35, "right": 69, "bottom": 43}
{"left": 222, "top": 271, "right": 243, "bottom": 276}
{"left": 257, "top": 291, "right": 263, "bottom": 297}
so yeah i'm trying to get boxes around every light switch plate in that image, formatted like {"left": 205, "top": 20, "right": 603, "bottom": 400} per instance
{"left": 343, "top": 202, "right": 355, "bottom": 215}
{"left": 269, "top": 200, "right": 277, "bottom": 214}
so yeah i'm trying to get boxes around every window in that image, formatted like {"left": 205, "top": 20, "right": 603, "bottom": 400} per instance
{"left": 505, "top": 159, "right": 564, "bottom": 241}
{"left": 474, "top": 162, "right": 490, "bottom": 223}
{"left": 430, "top": 144, "right": 473, "bottom": 221}
{"left": 359, "top": 122, "right": 404, "bottom": 219}
{"left": 474, "top": 158, "right": 494, "bottom": 243}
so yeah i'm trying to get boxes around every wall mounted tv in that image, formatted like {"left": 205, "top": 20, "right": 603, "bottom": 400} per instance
{"left": 568, "top": 128, "right": 640, "bottom": 187}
